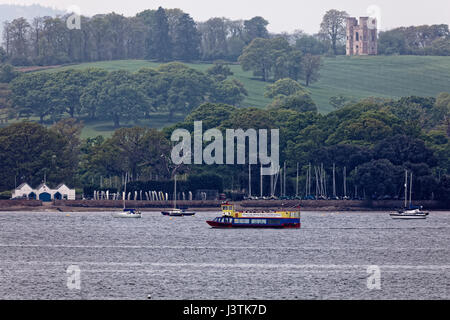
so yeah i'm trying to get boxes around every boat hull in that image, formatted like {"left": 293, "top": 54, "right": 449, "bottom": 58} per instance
{"left": 181, "top": 211, "right": 196, "bottom": 216}
{"left": 207, "top": 218, "right": 300, "bottom": 229}
{"left": 162, "top": 210, "right": 196, "bottom": 217}
{"left": 390, "top": 214, "right": 427, "bottom": 220}
{"left": 112, "top": 212, "right": 142, "bottom": 219}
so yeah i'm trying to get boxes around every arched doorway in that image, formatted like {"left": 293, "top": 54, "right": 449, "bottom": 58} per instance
{"left": 54, "top": 192, "right": 62, "bottom": 200}
{"left": 28, "top": 192, "right": 36, "bottom": 200}
{"left": 39, "top": 192, "right": 52, "bottom": 202}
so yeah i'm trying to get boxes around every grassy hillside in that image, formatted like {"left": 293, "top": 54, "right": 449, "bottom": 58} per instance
{"left": 311, "top": 55, "right": 450, "bottom": 112}
{"left": 38, "top": 55, "right": 450, "bottom": 136}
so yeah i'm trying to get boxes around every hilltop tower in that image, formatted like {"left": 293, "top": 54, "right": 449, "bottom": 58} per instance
{"left": 346, "top": 17, "right": 378, "bottom": 56}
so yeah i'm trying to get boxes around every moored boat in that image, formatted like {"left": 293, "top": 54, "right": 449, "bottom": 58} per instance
{"left": 112, "top": 208, "right": 142, "bottom": 218}
{"left": 161, "top": 175, "right": 196, "bottom": 217}
{"left": 161, "top": 208, "right": 196, "bottom": 217}
{"left": 206, "top": 202, "right": 300, "bottom": 229}
{"left": 113, "top": 173, "right": 141, "bottom": 219}
{"left": 391, "top": 170, "right": 429, "bottom": 220}
{"left": 390, "top": 206, "right": 429, "bottom": 220}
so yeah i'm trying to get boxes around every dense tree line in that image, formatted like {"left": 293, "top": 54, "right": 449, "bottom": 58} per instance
{"left": 2, "top": 7, "right": 449, "bottom": 68}
{"left": 378, "top": 25, "right": 450, "bottom": 56}
{"left": 163, "top": 94, "right": 450, "bottom": 201}
{"left": 1, "top": 92, "right": 449, "bottom": 201}
{"left": 6, "top": 62, "right": 247, "bottom": 125}
{"left": 1, "top": 7, "right": 273, "bottom": 66}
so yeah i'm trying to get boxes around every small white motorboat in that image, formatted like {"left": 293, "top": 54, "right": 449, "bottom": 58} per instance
{"left": 112, "top": 208, "right": 142, "bottom": 219}
{"left": 161, "top": 209, "right": 184, "bottom": 217}
{"left": 390, "top": 208, "right": 429, "bottom": 220}
{"left": 161, "top": 208, "right": 196, "bottom": 217}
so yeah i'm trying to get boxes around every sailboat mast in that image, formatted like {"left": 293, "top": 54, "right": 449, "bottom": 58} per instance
{"left": 343, "top": 167, "right": 347, "bottom": 198}
{"left": 333, "top": 163, "right": 336, "bottom": 198}
{"left": 260, "top": 163, "right": 263, "bottom": 198}
{"left": 296, "top": 163, "right": 299, "bottom": 197}
{"left": 248, "top": 164, "right": 252, "bottom": 198}
{"left": 404, "top": 169, "right": 408, "bottom": 208}
{"left": 409, "top": 172, "right": 413, "bottom": 207}
{"left": 123, "top": 172, "right": 127, "bottom": 209}
{"left": 308, "top": 163, "right": 311, "bottom": 196}
{"left": 174, "top": 174, "right": 177, "bottom": 209}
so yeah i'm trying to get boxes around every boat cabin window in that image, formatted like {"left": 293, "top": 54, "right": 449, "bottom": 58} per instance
{"left": 251, "top": 219, "right": 267, "bottom": 224}
{"left": 234, "top": 219, "right": 250, "bottom": 224}
{"left": 215, "top": 217, "right": 232, "bottom": 223}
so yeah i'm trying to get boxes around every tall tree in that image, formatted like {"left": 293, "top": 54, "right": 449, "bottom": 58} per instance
{"left": 172, "top": 13, "right": 201, "bottom": 61}
{"left": 104, "top": 13, "right": 128, "bottom": 60}
{"left": 2, "top": 21, "right": 12, "bottom": 57}
{"left": 81, "top": 70, "right": 149, "bottom": 128}
{"left": 301, "top": 54, "right": 321, "bottom": 87}
{"left": 156, "top": 63, "right": 212, "bottom": 118}
{"left": 50, "top": 118, "right": 84, "bottom": 172}
{"left": 45, "top": 69, "right": 91, "bottom": 118}
{"left": 149, "top": 7, "right": 172, "bottom": 61}
{"left": 30, "top": 17, "right": 44, "bottom": 60}
{"left": 273, "top": 50, "right": 303, "bottom": 81}
{"left": 198, "top": 18, "right": 228, "bottom": 60}
{"left": 244, "top": 16, "right": 269, "bottom": 43}
{"left": 0, "top": 122, "right": 76, "bottom": 189}
{"left": 125, "top": 17, "right": 147, "bottom": 59}
{"left": 10, "top": 72, "right": 56, "bottom": 122}
{"left": 319, "top": 9, "right": 348, "bottom": 55}
{"left": 8, "top": 17, "right": 31, "bottom": 64}
{"left": 239, "top": 37, "right": 291, "bottom": 81}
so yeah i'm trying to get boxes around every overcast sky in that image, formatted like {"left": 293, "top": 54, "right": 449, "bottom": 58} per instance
{"left": 1, "top": 0, "right": 449, "bottom": 33}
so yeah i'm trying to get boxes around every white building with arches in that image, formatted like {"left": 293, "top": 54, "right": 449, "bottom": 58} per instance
{"left": 12, "top": 183, "right": 76, "bottom": 202}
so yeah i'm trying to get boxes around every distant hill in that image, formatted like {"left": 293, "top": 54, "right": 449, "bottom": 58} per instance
{"left": 0, "top": 4, "right": 65, "bottom": 41}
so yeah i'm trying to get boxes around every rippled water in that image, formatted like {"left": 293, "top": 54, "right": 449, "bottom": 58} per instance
{"left": 0, "top": 210, "right": 449, "bottom": 300}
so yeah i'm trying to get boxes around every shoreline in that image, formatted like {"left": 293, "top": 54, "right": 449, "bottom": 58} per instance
{"left": 1, "top": 207, "right": 450, "bottom": 213}
{"left": 1, "top": 205, "right": 450, "bottom": 214}
{"left": 1, "top": 199, "right": 449, "bottom": 213}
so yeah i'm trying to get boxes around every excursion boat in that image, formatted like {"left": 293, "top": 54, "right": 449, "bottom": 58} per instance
{"left": 206, "top": 202, "right": 301, "bottom": 229}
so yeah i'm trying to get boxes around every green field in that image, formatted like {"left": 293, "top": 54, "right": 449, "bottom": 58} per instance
{"left": 37, "top": 55, "right": 450, "bottom": 136}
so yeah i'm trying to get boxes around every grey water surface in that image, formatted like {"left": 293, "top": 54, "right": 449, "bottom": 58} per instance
{"left": 0, "top": 210, "right": 449, "bottom": 300}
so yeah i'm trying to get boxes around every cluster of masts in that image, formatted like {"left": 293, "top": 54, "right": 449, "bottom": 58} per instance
{"left": 248, "top": 162, "right": 355, "bottom": 199}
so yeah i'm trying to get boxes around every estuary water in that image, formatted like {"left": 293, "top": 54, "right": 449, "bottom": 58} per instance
{"left": 0, "top": 210, "right": 449, "bottom": 300}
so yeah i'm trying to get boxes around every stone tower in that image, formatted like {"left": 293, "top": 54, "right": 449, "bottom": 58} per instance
{"left": 346, "top": 17, "right": 378, "bottom": 56}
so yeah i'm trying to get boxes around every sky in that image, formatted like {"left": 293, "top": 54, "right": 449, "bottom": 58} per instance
{"left": 0, "top": 0, "right": 449, "bottom": 33}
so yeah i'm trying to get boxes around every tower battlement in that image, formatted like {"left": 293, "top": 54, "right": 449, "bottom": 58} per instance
{"left": 346, "top": 16, "right": 378, "bottom": 56}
